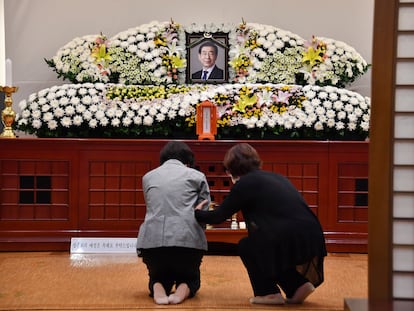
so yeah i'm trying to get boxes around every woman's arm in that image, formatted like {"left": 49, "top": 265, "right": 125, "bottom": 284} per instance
{"left": 194, "top": 184, "right": 244, "bottom": 224}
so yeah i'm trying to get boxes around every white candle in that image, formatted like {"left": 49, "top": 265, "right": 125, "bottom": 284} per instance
{"left": 5, "top": 58, "right": 12, "bottom": 86}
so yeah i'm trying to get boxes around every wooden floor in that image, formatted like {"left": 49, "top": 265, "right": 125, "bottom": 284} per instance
{"left": 0, "top": 250, "right": 369, "bottom": 311}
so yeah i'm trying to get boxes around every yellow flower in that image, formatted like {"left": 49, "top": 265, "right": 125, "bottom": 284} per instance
{"left": 91, "top": 44, "right": 112, "bottom": 65}
{"left": 170, "top": 55, "right": 186, "bottom": 69}
{"left": 232, "top": 94, "right": 257, "bottom": 113}
{"left": 229, "top": 54, "right": 251, "bottom": 69}
{"left": 302, "top": 46, "right": 324, "bottom": 67}
{"left": 154, "top": 36, "right": 167, "bottom": 47}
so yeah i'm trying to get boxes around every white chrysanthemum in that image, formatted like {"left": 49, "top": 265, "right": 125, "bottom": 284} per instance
{"left": 49, "top": 99, "right": 59, "bottom": 108}
{"left": 326, "top": 109, "right": 336, "bottom": 119}
{"left": 122, "top": 117, "right": 132, "bottom": 126}
{"left": 41, "top": 104, "right": 50, "bottom": 112}
{"left": 82, "top": 95, "right": 92, "bottom": 105}
{"left": 59, "top": 97, "right": 69, "bottom": 105}
{"left": 115, "top": 109, "right": 123, "bottom": 118}
{"left": 167, "top": 110, "right": 177, "bottom": 119}
{"left": 171, "top": 101, "right": 179, "bottom": 111}
{"left": 47, "top": 120, "right": 58, "bottom": 130}
{"left": 53, "top": 107, "right": 64, "bottom": 118}
{"left": 65, "top": 105, "right": 75, "bottom": 116}
{"left": 38, "top": 97, "right": 47, "bottom": 106}
{"left": 348, "top": 114, "right": 358, "bottom": 122}
{"left": 99, "top": 117, "right": 109, "bottom": 126}
{"left": 138, "top": 108, "right": 147, "bottom": 117}
{"left": 67, "top": 88, "right": 77, "bottom": 97}
{"left": 337, "top": 111, "right": 346, "bottom": 120}
{"left": 315, "top": 106, "right": 326, "bottom": 116}
{"left": 31, "top": 110, "right": 41, "bottom": 119}
{"left": 78, "top": 88, "right": 88, "bottom": 96}
{"left": 360, "top": 121, "right": 369, "bottom": 131}
{"left": 95, "top": 110, "right": 105, "bottom": 120}
{"left": 133, "top": 116, "right": 142, "bottom": 125}
{"left": 73, "top": 115, "right": 83, "bottom": 126}
{"left": 106, "top": 108, "right": 116, "bottom": 118}
{"left": 326, "top": 118, "right": 336, "bottom": 128}
{"left": 88, "top": 88, "right": 98, "bottom": 96}
{"left": 344, "top": 104, "right": 354, "bottom": 113}
{"left": 130, "top": 102, "right": 139, "bottom": 111}
{"left": 22, "top": 110, "right": 31, "bottom": 118}
{"left": 143, "top": 115, "right": 154, "bottom": 126}
{"left": 61, "top": 116, "right": 72, "bottom": 127}
{"left": 88, "top": 104, "right": 98, "bottom": 113}
{"left": 111, "top": 118, "right": 121, "bottom": 127}
{"left": 156, "top": 113, "right": 166, "bottom": 122}
{"left": 148, "top": 107, "right": 158, "bottom": 116}
{"left": 328, "top": 92, "right": 338, "bottom": 101}
{"left": 348, "top": 122, "right": 357, "bottom": 131}
{"left": 43, "top": 112, "right": 54, "bottom": 122}
{"left": 88, "top": 119, "right": 98, "bottom": 128}
{"left": 314, "top": 121, "right": 324, "bottom": 131}
{"left": 83, "top": 110, "right": 92, "bottom": 120}
{"left": 31, "top": 119, "right": 42, "bottom": 129}
{"left": 178, "top": 108, "right": 187, "bottom": 117}
{"left": 38, "top": 89, "right": 49, "bottom": 97}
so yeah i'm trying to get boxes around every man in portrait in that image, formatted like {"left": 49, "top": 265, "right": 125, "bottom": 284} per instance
{"left": 191, "top": 41, "right": 224, "bottom": 81}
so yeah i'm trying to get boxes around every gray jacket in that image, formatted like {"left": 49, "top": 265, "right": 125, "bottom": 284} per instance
{"left": 136, "top": 159, "right": 210, "bottom": 251}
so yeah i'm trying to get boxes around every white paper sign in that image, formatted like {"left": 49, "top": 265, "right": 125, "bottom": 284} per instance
{"left": 70, "top": 237, "right": 137, "bottom": 254}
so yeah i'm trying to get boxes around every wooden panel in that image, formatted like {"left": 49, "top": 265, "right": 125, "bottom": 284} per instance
{"left": 0, "top": 138, "right": 368, "bottom": 252}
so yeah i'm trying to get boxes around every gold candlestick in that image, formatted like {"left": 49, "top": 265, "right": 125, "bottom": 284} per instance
{"left": 0, "top": 86, "right": 18, "bottom": 138}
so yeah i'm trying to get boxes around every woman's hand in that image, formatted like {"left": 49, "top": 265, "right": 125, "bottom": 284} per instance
{"left": 195, "top": 199, "right": 209, "bottom": 210}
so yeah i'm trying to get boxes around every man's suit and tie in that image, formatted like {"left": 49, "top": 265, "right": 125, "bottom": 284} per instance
{"left": 192, "top": 65, "right": 224, "bottom": 80}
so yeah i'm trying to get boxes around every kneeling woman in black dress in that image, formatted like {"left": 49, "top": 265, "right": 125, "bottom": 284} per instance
{"left": 195, "top": 143, "right": 327, "bottom": 305}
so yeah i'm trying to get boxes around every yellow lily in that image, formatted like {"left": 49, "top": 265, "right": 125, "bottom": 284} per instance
{"left": 233, "top": 94, "right": 258, "bottom": 113}
{"left": 154, "top": 36, "right": 167, "bottom": 47}
{"left": 170, "top": 55, "right": 186, "bottom": 69}
{"left": 92, "top": 44, "right": 112, "bottom": 65}
{"left": 302, "top": 46, "right": 324, "bottom": 67}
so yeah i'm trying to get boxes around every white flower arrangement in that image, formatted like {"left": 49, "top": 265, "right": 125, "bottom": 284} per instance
{"left": 21, "top": 20, "right": 370, "bottom": 140}
{"left": 16, "top": 82, "right": 370, "bottom": 140}
{"left": 45, "top": 20, "right": 369, "bottom": 88}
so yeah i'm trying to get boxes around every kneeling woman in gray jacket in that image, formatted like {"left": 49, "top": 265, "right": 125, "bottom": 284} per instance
{"left": 136, "top": 141, "right": 210, "bottom": 305}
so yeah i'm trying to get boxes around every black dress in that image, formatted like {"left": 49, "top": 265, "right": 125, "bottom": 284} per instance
{"left": 195, "top": 169, "right": 326, "bottom": 295}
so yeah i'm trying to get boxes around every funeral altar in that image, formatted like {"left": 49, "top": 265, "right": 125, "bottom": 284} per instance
{"left": 0, "top": 20, "right": 370, "bottom": 252}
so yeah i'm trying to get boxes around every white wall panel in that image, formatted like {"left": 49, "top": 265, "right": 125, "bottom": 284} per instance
{"left": 394, "top": 141, "right": 414, "bottom": 165}
{"left": 398, "top": 34, "right": 414, "bottom": 58}
{"left": 394, "top": 168, "right": 414, "bottom": 192}
{"left": 393, "top": 221, "right": 414, "bottom": 245}
{"left": 393, "top": 247, "right": 414, "bottom": 271}
{"left": 393, "top": 274, "right": 414, "bottom": 299}
{"left": 399, "top": 6, "right": 414, "bottom": 30}
{"left": 394, "top": 193, "right": 414, "bottom": 218}
{"left": 395, "top": 88, "right": 414, "bottom": 112}
{"left": 394, "top": 115, "right": 414, "bottom": 138}
{"left": 396, "top": 62, "right": 414, "bottom": 85}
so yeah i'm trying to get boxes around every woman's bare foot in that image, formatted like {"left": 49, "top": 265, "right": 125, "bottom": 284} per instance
{"left": 168, "top": 283, "right": 190, "bottom": 304}
{"left": 153, "top": 282, "right": 169, "bottom": 305}
{"left": 286, "top": 282, "right": 315, "bottom": 304}
{"left": 249, "top": 293, "right": 285, "bottom": 305}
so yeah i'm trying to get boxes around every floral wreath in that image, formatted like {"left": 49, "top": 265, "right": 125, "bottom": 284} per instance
{"left": 45, "top": 20, "right": 369, "bottom": 88}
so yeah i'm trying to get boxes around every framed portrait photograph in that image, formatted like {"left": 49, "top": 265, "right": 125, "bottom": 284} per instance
{"left": 186, "top": 32, "right": 228, "bottom": 84}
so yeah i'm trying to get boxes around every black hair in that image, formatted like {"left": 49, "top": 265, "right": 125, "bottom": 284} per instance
{"left": 198, "top": 41, "right": 218, "bottom": 55}
{"left": 159, "top": 141, "right": 195, "bottom": 167}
